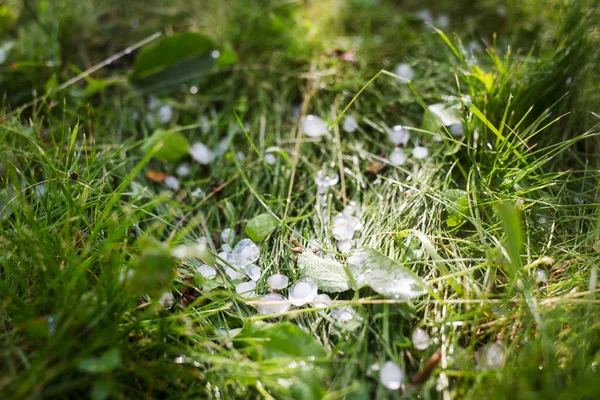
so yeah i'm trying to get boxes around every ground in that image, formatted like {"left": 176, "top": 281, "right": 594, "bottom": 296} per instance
{"left": 1, "top": 1, "right": 599, "bottom": 399}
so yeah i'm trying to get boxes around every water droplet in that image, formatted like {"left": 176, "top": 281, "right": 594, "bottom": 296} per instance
{"left": 379, "top": 361, "right": 404, "bottom": 390}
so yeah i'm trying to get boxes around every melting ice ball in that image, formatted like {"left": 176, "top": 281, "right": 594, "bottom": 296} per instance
{"left": 343, "top": 115, "right": 359, "bottom": 133}
{"left": 289, "top": 278, "right": 318, "bottom": 306}
{"left": 412, "top": 146, "right": 429, "bottom": 160}
{"left": 311, "top": 293, "right": 332, "bottom": 309}
{"left": 197, "top": 264, "right": 217, "bottom": 280}
{"left": 245, "top": 264, "right": 262, "bottom": 281}
{"left": 412, "top": 328, "right": 430, "bottom": 350}
{"left": 388, "top": 125, "right": 410, "bottom": 146}
{"left": 303, "top": 115, "right": 329, "bottom": 137}
{"left": 221, "top": 228, "right": 234, "bottom": 245}
{"left": 315, "top": 169, "right": 339, "bottom": 193}
{"left": 190, "top": 142, "right": 215, "bottom": 165}
{"left": 164, "top": 176, "right": 180, "bottom": 191}
{"left": 267, "top": 273, "right": 289, "bottom": 290}
{"left": 331, "top": 305, "right": 356, "bottom": 322}
{"left": 256, "top": 293, "right": 291, "bottom": 315}
{"left": 235, "top": 281, "right": 257, "bottom": 299}
{"left": 231, "top": 239, "right": 260, "bottom": 267}
{"left": 389, "top": 148, "right": 407, "bottom": 166}
{"left": 379, "top": 361, "right": 404, "bottom": 390}
{"left": 394, "top": 63, "right": 414, "bottom": 82}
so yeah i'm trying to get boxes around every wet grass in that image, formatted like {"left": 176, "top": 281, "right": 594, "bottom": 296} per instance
{"left": 1, "top": 0, "right": 599, "bottom": 399}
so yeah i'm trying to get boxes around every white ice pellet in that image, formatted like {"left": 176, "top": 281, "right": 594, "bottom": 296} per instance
{"left": 535, "top": 269, "right": 548, "bottom": 284}
{"left": 388, "top": 125, "right": 410, "bottom": 146}
{"left": 389, "top": 148, "right": 407, "bottom": 166}
{"left": 199, "top": 115, "right": 210, "bottom": 134}
{"left": 190, "top": 142, "right": 215, "bottom": 165}
{"left": 231, "top": 238, "right": 260, "bottom": 267}
{"left": 176, "top": 163, "right": 191, "bottom": 177}
{"left": 394, "top": 63, "right": 414, "bottom": 82}
{"left": 416, "top": 9, "right": 433, "bottom": 24}
{"left": 479, "top": 343, "right": 505, "bottom": 369}
{"left": 311, "top": 293, "right": 332, "bottom": 309}
{"left": 448, "top": 123, "right": 463, "bottom": 137}
{"left": 237, "top": 151, "right": 245, "bottom": 161}
{"left": 330, "top": 305, "right": 356, "bottom": 322}
{"left": 264, "top": 153, "right": 276, "bottom": 165}
{"left": 225, "top": 265, "right": 245, "bottom": 280}
{"left": 412, "top": 146, "right": 429, "bottom": 159}
{"left": 197, "top": 264, "right": 217, "bottom": 280}
{"left": 221, "top": 228, "right": 234, "bottom": 245}
{"left": 289, "top": 278, "right": 318, "bottom": 306}
{"left": 303, "top": 115, "right": 328, "bottom": 137}
{"left": 337, "top": 239, "right": 353, "bottom": 254}
{"left": 164, "top": 175, "right": 180, "bottom": 191}
{"left": 190, "top": 188, "right": 204, "bottom": 198}
{"left": 159, "top": 291, "right": 174, "bottom": 310}
{"left": 256, "top": 293, "right": 291, "bottom": 315}
{"left": 158, "top": 105, "right": 173, "bottom": 124}
{"left": 315, "top": 169, "right": 339, "bottom": 193}
{"left": 379, "top": 361, "right": 404, "bottom": 390}
{"left": 245, "top": 264, "right": 262, "bottom": 281}
{"left": 428, "top": 103, "right": 461, "bottom": 126}
{"left": 267, "top": 273, "right": 289, "bottom": 290}
{"left": 437, "top": 14, "right": 450, "bottom": 28}
{"left": 222, "top": 243, "right": 233, "bottom": 254}
{"left": 235, "top": 281, "right": 257, "bottom": 299}
{"left": 331, "top": 212, "right": 361, "bottom": 241}
{"left": 412, "top": 328, "right": 430, "bottom": 350}
{"left": 342, "top": 115, "right": 359, "bottom": 133}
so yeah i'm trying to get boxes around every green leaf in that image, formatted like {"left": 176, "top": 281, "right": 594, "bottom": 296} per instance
{"left": 142, "top": 128, "right": 190, "bottom": 162}
{"left": 245, "top": 213, "right": 279, "bottom": 242}
{"left": 130, "top": 32, "right": 222, "bottom": 94}
{"left": 297, "top": 251, "right": 351, "bottom": 293}
{"left": 347, "top": 248, "right": 427, "bottom": 299}
{"left": 496, "top": 202, "right": 523, "bottom": 272}
{"left": 126, "top": 246, "right": 175, "bottom": 296}
{"left": 78, "top": 349, "right": 121, "bottom": 374}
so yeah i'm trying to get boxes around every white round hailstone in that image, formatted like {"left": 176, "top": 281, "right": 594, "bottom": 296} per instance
{"left": 389, "top": 148, "right": 407, "bottom": 166}
{"left": 331, "top": 212, "right": 360, "bottom": 241}
{"left": 480, "top": 343, "right": 505, "bottom": 369}
{"left": 330, "top": 305, "right": 356, "bottom": 322}
{"left": 225, "top": 265, "right": 245, "bottom": 280}
{"left": 416, "top": 9, "right": 433, "bottom": 24}
{"left": 535, "top": 269, "right": 548, "bottom": 284}
{"left": 245, "top": 264, "right": 262, "bottom": 281}
{"left": 176, "top": 163, "right": 191, "bottom": 177}
{"left": 432, "top": 134, "right": 443, "bottom": 142}
{"left": 343, "top": 115, "right": 359, "bottom": 133}
{"left": 197, "top": 264, "right": 217, "bottom": 280}
{"left": 231, "top": 238, "right": 260, "bottom": 267}
{"left": 190, "top": 142, "right": 215, "bottom": 165}
{"left": 158, "top": 105, "right": 173, "bottom": 124}
{"left": 315, "top": 169, "right": 339, "bottom": 193}
{"left": 237, "top": 151, "right": 246, "bottom": 161}
{"left": 343, "top": 201, "right": 357, "bottom": 216}
{"left": 337, "top": 239, "right": 353, "bottom": 254}
{"left": 256, "top": 293, "right": 291, "bottom": 315}
{"left": 412, "top": 328, "right": 430, "bottom": 350}
{"left": 448, "top": 123, "right": 463, "bottom": 137}
{"left": 388, "top": 125, "right": 410, "bottom": 146}
{"left": 267, "top": 273, "right": 289, "bottom": 290}
{"left": 379, "top": 361, "right": 404, "bottom": 390}
{"left": 394, "top": 63, "right": 414, "bottom": 82}
{"left": 215, "top": 138, "right": 229, "bottom": 157}
{"left": 428, "top": 103, "right": 461, "bottom": 126}
{"left": 303, "top": 115, "right": 329, "bottom": 137}
{"left": 437, "top": 14, "right": 450, "bottom": 28}
{"left": 235, "top": 281, "right": 257, "bottom": 299}
{"left": 199, "top": 115, "right": 210, "bottom": 134}
{"left": 412, "top": 146, "right": 429, "bottom": 160}
{"left": 147, "top": 96, "right": 161, "bottom": 110}
{"left": 221, "top": 228, "right": 234, "bottom": 245}
{"left": 190, "top": 188, "right": 204, "bottom": 198}
{"left": 289, "top": 278, "right": 318, "bottom": 306}
{"left": 164, "top": 175, "right": 180, "bottom": 191}
{"left": 311, "top": 293, "right": 332, "bottom": 309}
{"left": 222, "top": 243, "right": 233, "bottom": 254}
{"left": 159, "top": 291, "right": 174, "bottom": 310}
{"left": 264, "top": 153, "right": 276, "bottom": 165}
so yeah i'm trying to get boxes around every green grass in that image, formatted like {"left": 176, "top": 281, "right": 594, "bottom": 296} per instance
{"left": 1, "top": 0, "right": 599, "bottom": 399}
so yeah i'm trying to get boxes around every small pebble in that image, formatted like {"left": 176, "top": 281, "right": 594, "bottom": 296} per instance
{"left": 268, "top": 273, "right": 289, "bottom": 290}
{"left": 303, "top": 115, "right": 328, "bottom": 137}
{"left": 379, "top": 361, "right": 404, "bottom": 390}
{"left": 256, "top": 293, "right": 291, "bottom": 315}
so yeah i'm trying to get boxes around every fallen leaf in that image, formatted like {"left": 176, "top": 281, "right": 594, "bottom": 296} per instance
{"left": 146, "top": 170, "right": 168, "bottom": 182}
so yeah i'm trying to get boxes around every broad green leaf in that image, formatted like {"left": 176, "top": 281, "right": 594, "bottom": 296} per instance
{"left": 298, "top": 251, "right": 351, "bottom": 293}
{"left": 78, "top": 349, "right": 121, "bottom": 374}
{"left": 126, "top": 246, "right": 175, "bottom": 296}
{"left": 245, "top": 213, "right": 279, "bottom": 242}
{"left": 347, "top": 248, "right": 426, "bottom": 299}
{"left": 142, "top": 128, "right": 190, "bottom": 162}
{"left": 496, "top": 202, "right": 523, "bottom": 272}
{"left": 466, "top": 66, "right": 494, "bottom": 92}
